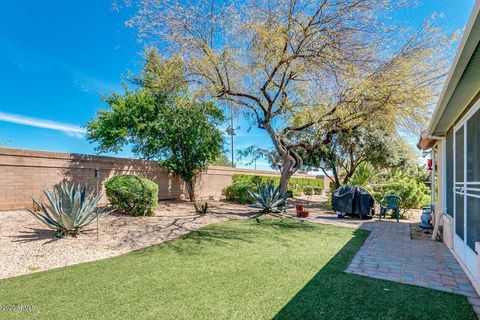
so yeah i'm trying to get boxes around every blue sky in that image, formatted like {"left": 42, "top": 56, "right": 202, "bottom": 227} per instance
{"left": 0, "top": 0, "right": 476, "bottom": 169}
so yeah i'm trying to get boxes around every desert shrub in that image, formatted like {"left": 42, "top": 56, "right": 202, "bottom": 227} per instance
{"left": 224, "top": 180, "right": 256, "bottom": 204}
{"left": 105, "top": 175, "right": 159, "bottom": 216}
{"left": 322, "top": 189, "right": 333, "bottom": 209}
{"left": 377, "top": 177, "right": 430, "bottom": 210}
{"left": 303, "top": 186, "right": 314, "bottom": 195}
{"left": 224, "top": 174, "right": 323, "bottom": 203}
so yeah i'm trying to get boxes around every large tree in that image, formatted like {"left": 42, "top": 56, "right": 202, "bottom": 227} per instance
{"left": 300, "top": 126, "right": 413, "bottom": 188}
{"left": 87, "top": 50, "right": 224, "bottom": 201}
{"left": 211, "top": 153, "right": 234, "bottom": 167}
{"left": 126, "top": 0, "right": 453, "bottom": 194}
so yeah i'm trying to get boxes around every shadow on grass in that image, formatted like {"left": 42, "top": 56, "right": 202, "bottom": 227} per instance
{"left": 131, "top": 217, "right": 319, "bottom": 256}
{"left": 273, "top": 229, "right": 476, "bottom": 320}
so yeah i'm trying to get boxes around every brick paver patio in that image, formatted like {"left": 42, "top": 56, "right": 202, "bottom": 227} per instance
{"left": 344, "top": 220, "right": 480, "bottom": 315}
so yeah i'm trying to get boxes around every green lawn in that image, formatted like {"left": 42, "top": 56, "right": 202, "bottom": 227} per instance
{"left": 0, "top": 218, "right": 476, "bottom": 319}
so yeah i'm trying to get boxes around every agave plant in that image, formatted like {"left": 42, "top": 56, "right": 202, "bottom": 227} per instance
{"left": 248, "top": 182, "right": 290, "bottom": 213}
{"left": 28, "top": 181, "right": 109, "bottom": 238}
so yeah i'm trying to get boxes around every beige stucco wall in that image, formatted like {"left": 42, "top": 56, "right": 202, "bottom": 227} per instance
{"left": 443, "top": 214, "right": 454, "bottom": 250}
{"left": 0, "top": 148, "right": 325, "bottom": 211}
{"left": 434, "top": 141, "right": 445, "bottom": 212}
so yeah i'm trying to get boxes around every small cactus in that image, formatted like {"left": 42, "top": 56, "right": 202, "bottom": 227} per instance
{"left": 194, "top": 202, "right": 208, "bottom": 214}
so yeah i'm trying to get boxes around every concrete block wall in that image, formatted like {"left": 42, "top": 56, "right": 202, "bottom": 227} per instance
{"left": 0, "top": 148, "right": 182, "bottom": 211}
{"left": 0, "top": 147, "right": 326, "bottom": 211}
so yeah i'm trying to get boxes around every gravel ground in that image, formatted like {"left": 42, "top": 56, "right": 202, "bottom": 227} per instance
{"left": 0, "top": 200, "right": 255, "bottom": 280}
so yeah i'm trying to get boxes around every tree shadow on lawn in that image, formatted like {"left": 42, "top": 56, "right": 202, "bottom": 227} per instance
{"left": 130, "top": 217, "right": 318, "bottom": 256}
{"left": 273, "top": 228, "right": 476, "bottom": 320}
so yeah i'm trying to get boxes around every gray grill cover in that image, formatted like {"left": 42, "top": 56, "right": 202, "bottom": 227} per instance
{"left": 332, "top": 185, "right": 375, "bottom": 219}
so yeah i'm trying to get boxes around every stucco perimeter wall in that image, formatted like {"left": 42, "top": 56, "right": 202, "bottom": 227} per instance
{"left": 0, "top": 148, "right": 183, "bottom": 211}
{"left": 0, "top": 148, "right": 326, "bottom": 211}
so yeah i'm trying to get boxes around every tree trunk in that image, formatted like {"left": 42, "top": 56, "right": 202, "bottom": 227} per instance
{"left": 279, "top": 161, "right": 295, "bottom": 195}
{"left": 342, "top": 161, "right": 360, "bottom": 185}
{"left": 185, "top": 180, "right": 196, "bottom": 202}
{"left": 342, "top": 171, "right": 354, "bottom": 185}
{"left": 331, "top": 166, "right": 341, "bottom": 190}
{"left": 264, "top": 123, "right": 302, "bottom": 195}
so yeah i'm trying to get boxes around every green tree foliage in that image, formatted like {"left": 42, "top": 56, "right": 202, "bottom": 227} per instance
{"left": 211, "top": 153, "right": 234, "bottom": 167}
{"left": 157, "top": 100, "right": 224, "bottom": 201}
{"left": 87, "top": 49, "right": 224, "bottom": 201}
{"left": 349, "top": 163, "right": 381, "bottom": 188}
{"left": 300, "top": 126, "right": 413, "bottom": 188}
{"left": 348, "top": 162, "right": 431, "bottom": 212}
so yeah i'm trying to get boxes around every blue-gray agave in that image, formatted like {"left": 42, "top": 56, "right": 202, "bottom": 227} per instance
{"left": 248, "top": 182, "right": 289, "bottom": 213}
{"left": 28, "top": 181, "right": 109, "bottom": 237}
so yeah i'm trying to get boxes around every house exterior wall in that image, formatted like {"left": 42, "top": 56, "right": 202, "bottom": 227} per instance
{"left": 438, "top": 93, "right": 480, "bottom": 294}
{"left": 443, "top": 214, "right": 454, "bottom": 250}
{"left": 0, "top": 147, "right": 326, "bottom": 211}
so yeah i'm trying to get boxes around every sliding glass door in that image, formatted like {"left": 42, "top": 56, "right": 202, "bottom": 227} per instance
{"left": 454, "top": 103, "right": 480, "bottom": 279}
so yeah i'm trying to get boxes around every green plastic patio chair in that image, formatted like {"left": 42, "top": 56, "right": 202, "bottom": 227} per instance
{"left": 379, "top": 194, "right": 402, "bottom": 222}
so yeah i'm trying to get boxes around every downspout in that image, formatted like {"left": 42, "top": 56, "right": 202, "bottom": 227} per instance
{"left": 431, "top": 147, "right": 435, "bottom": 209}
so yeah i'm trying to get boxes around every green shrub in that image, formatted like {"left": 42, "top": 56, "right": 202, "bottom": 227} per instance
{"left": 224, "top": 174, "right": 323, "bottom": 204}
{"left": 303, "top": 186, "right": 314, "bottom": 195}
{"left": 224, "top": 180, "right": 256, "bottom": 204}
{"left": 105, "top": 175, "right": 159, "bottom": 216}
{"left": 376, "top": 177, "right": 430, "bottom": 211}
{"left": 313, "top": 187, "right": 323, "bottom": 195}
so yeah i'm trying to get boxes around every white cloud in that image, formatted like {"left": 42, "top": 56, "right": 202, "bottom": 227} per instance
{"left": 0, "top": 112, "right": 86, "bottom": 138}
{"left": 72, "top": 72, "right": 122, "bottom": 95}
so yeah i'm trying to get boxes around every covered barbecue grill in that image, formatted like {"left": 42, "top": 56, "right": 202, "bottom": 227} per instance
{"left": 332, "top": 185, "right": 375, "bottom": 219}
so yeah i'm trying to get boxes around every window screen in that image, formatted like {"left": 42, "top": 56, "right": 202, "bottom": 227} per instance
{"left": 466, "top": 107, "right": 480, "bottom": 252}
{"left": 455, "top": 126, "right": 464, "bottom": 240}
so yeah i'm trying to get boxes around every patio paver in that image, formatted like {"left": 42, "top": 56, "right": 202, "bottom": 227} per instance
{"left": 344, "top": 220, "right": 480, "bottom": 316}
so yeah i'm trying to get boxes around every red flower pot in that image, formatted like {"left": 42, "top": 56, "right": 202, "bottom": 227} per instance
{"left": 301, "top": 211, "right": 309, "bottom": 218}
{"left": 295, "top": 204, "right": 304, "bottom": 215}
